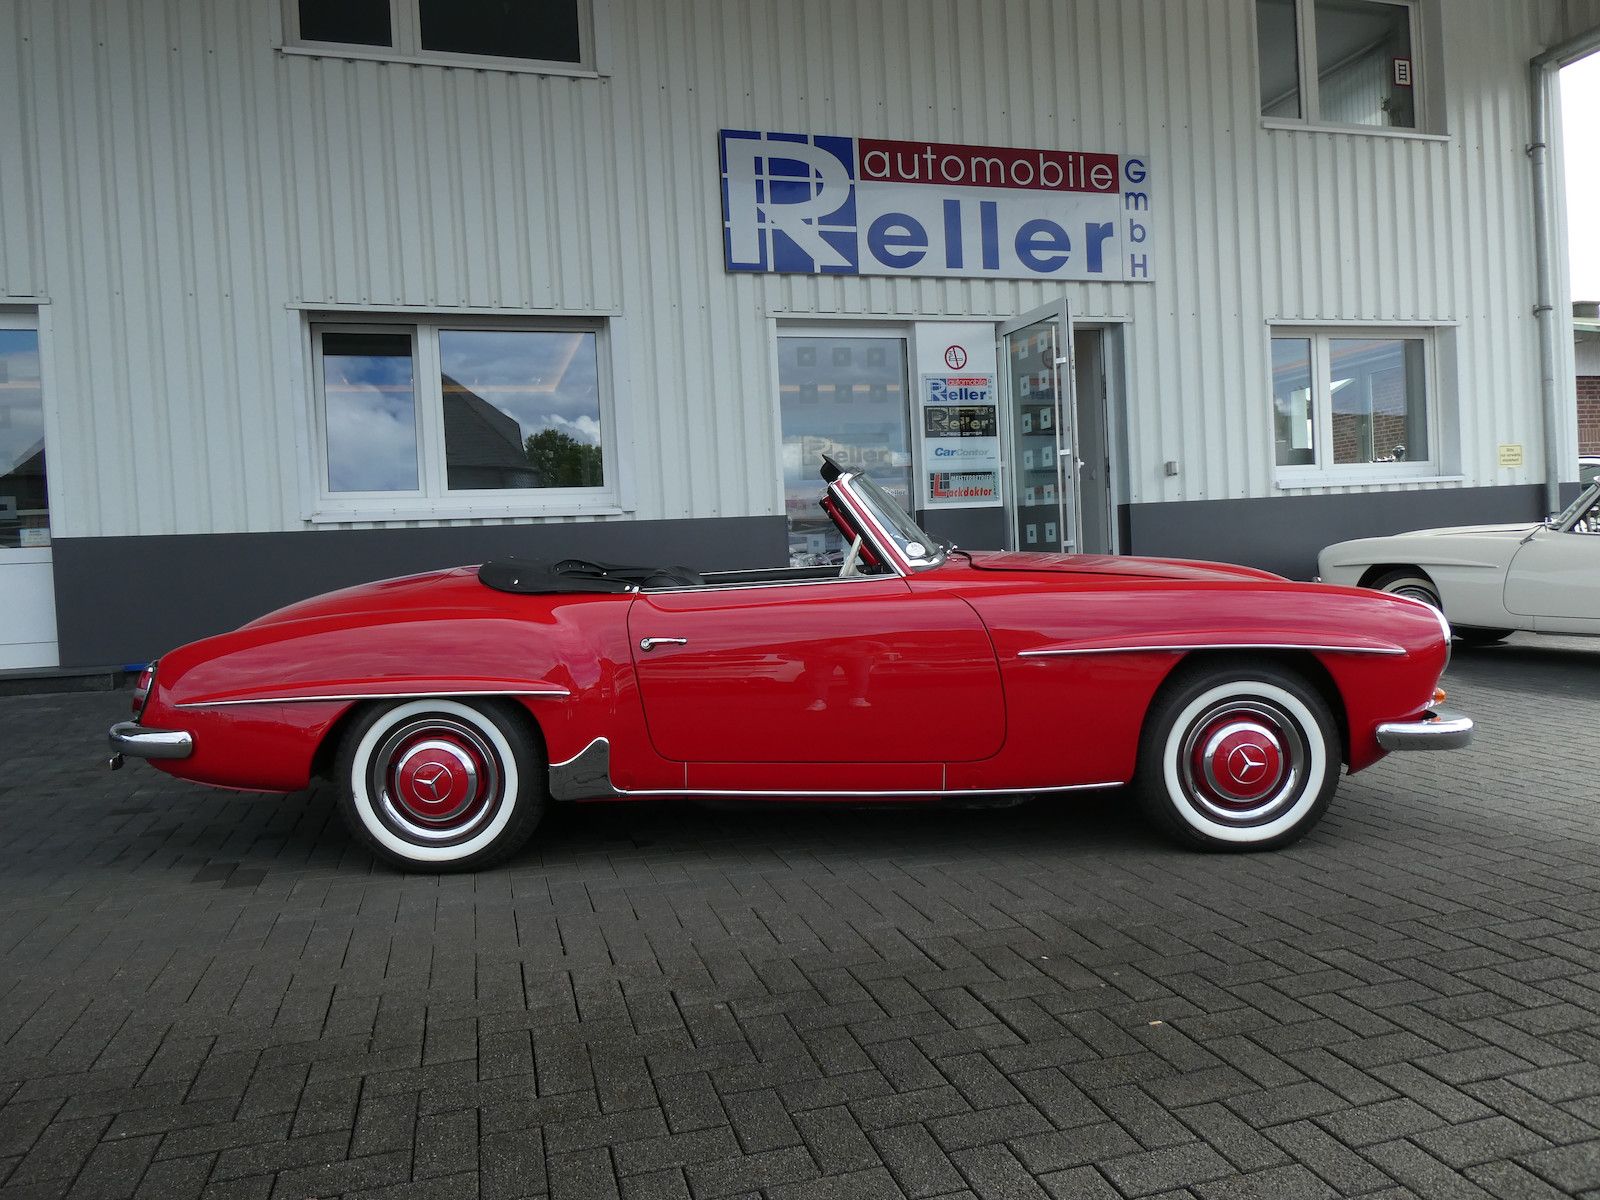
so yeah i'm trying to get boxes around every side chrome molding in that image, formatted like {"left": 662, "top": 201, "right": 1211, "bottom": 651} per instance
{"left": 545, "top": 736, "right": 1124, "bottom": 802}
{"left": 548, "top": 737, "right": 624, "bottom": 801}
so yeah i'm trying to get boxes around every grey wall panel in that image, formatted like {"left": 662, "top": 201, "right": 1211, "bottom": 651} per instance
{"left": 1126, "top": 485, "right": 1551, "bottom": 580}
{"left": 0, "top": 0, "right": 1581, "bottom": 545}
{"left": 52, "top": 517, "right": 787, "bottom": 666}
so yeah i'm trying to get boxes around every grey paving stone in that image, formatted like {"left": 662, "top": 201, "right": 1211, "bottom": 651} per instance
{"left": 3, "top": 648, "right": 1600, "bottom": 1200}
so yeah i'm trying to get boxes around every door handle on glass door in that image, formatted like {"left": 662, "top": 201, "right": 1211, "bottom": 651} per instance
{"left": 639, "top": 637, "right": 689, "bottom": 652}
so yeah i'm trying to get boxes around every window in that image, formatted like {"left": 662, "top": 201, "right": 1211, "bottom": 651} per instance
{"left": 1258, "top": 0, "right": 1420, "bottom": 130}
{"left": 1271, "top": 330, "right": 1434, "bottom": 481}
{"left": 311, "top": 319, "right": 613, "bottom": 517}
{"left": 288, "top": 0, "right": 588, "bottom": 70}
{"left": 778, "top": 334, "right": 911, "bottom": 565}
{"left": 0, "top": 318, "right": 46, "bottom": 549}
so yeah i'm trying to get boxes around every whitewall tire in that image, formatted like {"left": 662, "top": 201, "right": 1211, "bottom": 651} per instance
{"left": 335, "top": 699, "right": 547, "bottom": 871}
{"left": 1368, "top": 568, "right": 1441, "bottom": 612}
{"left": 1135, "top": 665, "right": 1341, "bottom": 851}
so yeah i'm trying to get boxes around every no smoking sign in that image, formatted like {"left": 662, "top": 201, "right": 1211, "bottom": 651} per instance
{"left": 944, "top": 345, "right": 968, "bottom": 370}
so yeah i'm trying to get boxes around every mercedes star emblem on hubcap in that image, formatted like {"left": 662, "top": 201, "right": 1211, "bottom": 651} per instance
{"left": 412, "top": 762, "right": 453, "bottom": 802}
{"left": 1227, "top": 744, "right": 1268, "bottom": 784}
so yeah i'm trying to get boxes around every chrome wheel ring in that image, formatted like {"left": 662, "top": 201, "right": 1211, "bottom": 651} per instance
{"left": 367, "top": 715, "right": 504, "bottom": 847}
{"left": 1177, "top": 698, "right": 1308, "bottom": 828}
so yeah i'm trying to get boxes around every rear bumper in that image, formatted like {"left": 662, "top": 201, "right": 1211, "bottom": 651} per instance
{"left": 1375, "top": 707, "right": 1474, "bottom": 752}
{"left": 108, "top": 720, "right": 193, "bottom": 768}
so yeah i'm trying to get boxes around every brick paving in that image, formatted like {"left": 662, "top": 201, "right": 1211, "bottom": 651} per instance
{"left": 2, "top": 636, "right": 1600, "bottom": 1198}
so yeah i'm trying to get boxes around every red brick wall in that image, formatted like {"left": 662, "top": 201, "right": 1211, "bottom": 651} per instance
{"left": 1580, "top": 377, "right": 1600, "bottom": 455}
{"left": 1331, "top": 367, "right": 1412, "bottom": 463}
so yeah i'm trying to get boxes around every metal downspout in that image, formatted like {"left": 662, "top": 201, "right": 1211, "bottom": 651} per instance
{"left": 1530, "top": 26, "right": 1600, "bottom": 514}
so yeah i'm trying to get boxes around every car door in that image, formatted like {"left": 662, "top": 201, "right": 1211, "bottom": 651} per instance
{"left": 1504, "top": 493, "right": 1600, "bottom": 633}
{"left": 626, "top": 576, "right": 1005, "bottom": 784}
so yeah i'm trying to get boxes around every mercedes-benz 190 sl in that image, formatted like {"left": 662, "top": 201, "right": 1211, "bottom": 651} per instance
{"left": 1318, "top": 475, "right": 1600, "bottom": 643}
{"left": 109, "top": 456, "right": 1472, "bottom": 871}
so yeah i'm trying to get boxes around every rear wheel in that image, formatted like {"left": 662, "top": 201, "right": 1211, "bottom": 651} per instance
{"left": 335, "top": 699, "right": 547, "bottom": 871}
{"left": 1368, "top": 568, "right": 1441, "bottom": 611}
{"left": 1135, "top": 664, "right": 1341, "bottom": 851}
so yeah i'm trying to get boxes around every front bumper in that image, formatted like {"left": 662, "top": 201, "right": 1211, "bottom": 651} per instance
{"left": 108, "top": 721, "right": 193, "bottom": 769}
{"left": 1375, "top": 707, "right": 1474, "bottom": 752}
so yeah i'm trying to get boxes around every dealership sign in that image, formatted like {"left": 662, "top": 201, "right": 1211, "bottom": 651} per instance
{"left": 720, "top": 129, "right": 1153, "bottom": 282}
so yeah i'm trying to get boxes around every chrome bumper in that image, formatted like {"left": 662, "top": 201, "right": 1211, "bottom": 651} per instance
{"left": 1375, "top": 707, "right": 1474, "bottom": 752}
{"left": 108, "top": 721, "right": 193, "bottom": 769}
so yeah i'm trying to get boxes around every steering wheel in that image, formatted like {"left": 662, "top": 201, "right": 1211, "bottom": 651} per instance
{"left": 840, "top": 536, "right": 863, "bottom": 578}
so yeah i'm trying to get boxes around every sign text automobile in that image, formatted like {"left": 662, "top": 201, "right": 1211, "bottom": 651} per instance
{"left": 720, "top": 130, "right": 1154, "bottom": 282}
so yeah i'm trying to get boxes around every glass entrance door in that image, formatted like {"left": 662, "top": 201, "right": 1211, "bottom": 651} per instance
{"left": 0, "top": 313, "right": 56, "bottom": 669}
{"left": 1002, "top": 302, "right": 1077, "bottom": 553}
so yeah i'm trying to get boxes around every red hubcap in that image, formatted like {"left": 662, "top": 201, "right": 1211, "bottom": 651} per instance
{"left": 390, "top": 734, "right": 487, "bottom": 826}
{"left": 1193, "top": 717, "right": 1286, "bottom": 807}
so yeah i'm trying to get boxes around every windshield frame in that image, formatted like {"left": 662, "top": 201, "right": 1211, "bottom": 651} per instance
{"left": 830, "top": 468, "right": 947, "bottom": 573}
{"left": 1553, "top": 478, "right": 1600, "bottom": 532}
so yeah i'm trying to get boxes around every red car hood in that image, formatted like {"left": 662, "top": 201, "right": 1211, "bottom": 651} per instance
{"left": 962, "top": 550, "right": 1285, "bottom": 584}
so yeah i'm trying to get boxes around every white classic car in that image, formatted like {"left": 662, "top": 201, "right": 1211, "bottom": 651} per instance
{"left": 1318, "top": 476, "right": 1600, "bottom": 643}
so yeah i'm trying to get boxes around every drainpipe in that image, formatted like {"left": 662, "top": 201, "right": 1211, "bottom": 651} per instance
{"left": 1530, "top": 26, "right": 1600, "bottom": 515}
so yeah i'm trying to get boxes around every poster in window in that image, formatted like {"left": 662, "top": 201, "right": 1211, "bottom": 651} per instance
{"left": 919, "top": 374, "right": 1002, "bottom": 508}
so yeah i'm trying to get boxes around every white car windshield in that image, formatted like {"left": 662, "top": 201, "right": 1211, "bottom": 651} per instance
{"left": 1554, "top": 479, "right": 1600, "bottom": 530}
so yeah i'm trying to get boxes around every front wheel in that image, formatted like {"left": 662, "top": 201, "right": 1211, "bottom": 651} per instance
{"left": 1368, "top": 568, "right": 1441, "bottom": 611}
{"left": 1135, "top": 665, "right": 1341, "bottom": 851}
{"left": 335, "top": 698, "right": 547, "bottom": 871}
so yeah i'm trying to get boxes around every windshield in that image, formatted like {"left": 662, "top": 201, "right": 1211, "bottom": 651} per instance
{"left": 847, "top": 471, "right": 944, "bottom": 568}
{"left": 1554, "top": 479, "right": 1600, "bottom": 530}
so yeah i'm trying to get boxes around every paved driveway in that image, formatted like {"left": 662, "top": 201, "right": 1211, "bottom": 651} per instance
{"left": 2, "top": 637, "right": 1599, "bottom": 1199}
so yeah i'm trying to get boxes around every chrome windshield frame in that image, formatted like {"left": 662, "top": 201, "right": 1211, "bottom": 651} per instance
{"left": 828, "top": 468, "right": 947, "bottom": 574}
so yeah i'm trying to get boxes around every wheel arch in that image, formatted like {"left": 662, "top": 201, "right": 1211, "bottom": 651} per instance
{"left": 1356, "top": 562, "right": 1432, "bottom": 591}
{"left": 1148, "top": 649, "right": 1350, "bottom": 767}
{"left": 311, "top": 695, "right": 551, "bottom": 782}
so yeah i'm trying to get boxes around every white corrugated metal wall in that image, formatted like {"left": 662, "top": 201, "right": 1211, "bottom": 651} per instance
{"left": 0, "top": 0, "right": 1587, "bottom": 539}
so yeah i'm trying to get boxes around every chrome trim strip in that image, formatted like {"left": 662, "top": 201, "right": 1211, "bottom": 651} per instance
{"left": 546, "top": 737, "right": 1123, "bottom": 801}
{"left": 617, "top": 781, "right": 1123, "bottom": 798}
{"left": 1017, "top": 642, "right": 1406, "bottom": 658}
{"left": 1376, "top": 708, "right": 1474, "bottom": 752}
{"left": 175, "top": 687, "right": 570, "bottom": 709}
{"left": 108, "top": 721, "right": 194, "bottom": 760}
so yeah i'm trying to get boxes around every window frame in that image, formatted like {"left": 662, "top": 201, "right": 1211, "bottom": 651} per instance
{"left": 307, "top": 314, "right": 621, "bottom": 523}
{"left": 1269, "top": 325, "right": 1442, "bottom": 488}
{"left": 1258, "top": 0, "right": 1427, "bottom": 134}
{"left": 770, "top": 323, "right": 916, "bottom": 566}
{"left": 281, "top": 0, "right": 597, "bottom": 76}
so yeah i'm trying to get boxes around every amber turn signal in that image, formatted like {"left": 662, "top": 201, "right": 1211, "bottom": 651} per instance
{"left": 1432, "top": 688, "right": 1447, "bottom": 706}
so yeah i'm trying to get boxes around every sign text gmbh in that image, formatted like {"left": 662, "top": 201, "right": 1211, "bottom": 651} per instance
{"left": 720, "top": 130, "right": 1154, "bottom": 282}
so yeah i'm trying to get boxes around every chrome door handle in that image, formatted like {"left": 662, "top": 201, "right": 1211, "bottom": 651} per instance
{"left": 639, "top": 637, "right": 688, "bottom": 652}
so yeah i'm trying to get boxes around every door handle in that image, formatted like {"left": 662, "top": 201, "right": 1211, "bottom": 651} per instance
{"left": 639, "top": 637, "right": 688, "bottom": 652}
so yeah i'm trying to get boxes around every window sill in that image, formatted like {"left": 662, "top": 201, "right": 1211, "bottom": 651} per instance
{"left": 277, "top": 44, "right": 603, "bottom": 79}
{"left": 1276, "top": 473, "right": 1464, "bottom": 491}
{"left": 1260, "top": 118, "right": 1449, "bottom": 143}
{"left": 308, "top": 500, "right": 627, "bottom": 524}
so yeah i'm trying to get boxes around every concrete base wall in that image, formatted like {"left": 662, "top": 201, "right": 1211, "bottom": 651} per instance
{"left": 52, "top": 518, "right": 787, "bottom": 667}
{"left": 1123, "top": 484, "right": 1553, "bottom": 580}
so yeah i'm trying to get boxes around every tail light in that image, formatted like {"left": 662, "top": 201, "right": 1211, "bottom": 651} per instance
{"left": 131, "top": 663, "right": 156, "bottom": 719}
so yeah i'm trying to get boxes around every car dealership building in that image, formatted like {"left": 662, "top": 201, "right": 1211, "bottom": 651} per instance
{"left": 2, "top": 0, "right": 1599, "bottom": 669}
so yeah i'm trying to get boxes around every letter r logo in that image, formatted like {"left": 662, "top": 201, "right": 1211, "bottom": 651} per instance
{"left": 721, "top": 131, "right": 858, "bottom": 273}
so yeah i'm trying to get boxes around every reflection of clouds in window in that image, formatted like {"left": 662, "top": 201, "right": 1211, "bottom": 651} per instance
{"left": 0, "top": 331, "right": 45, "bottom": 478}
{"left": 438, "top": 330, "right": 601, "bottom": 445}
{"left": 323, "top": 348, "right": 418, "bottom": 492}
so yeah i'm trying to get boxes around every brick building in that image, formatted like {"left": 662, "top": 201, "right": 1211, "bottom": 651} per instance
{"left": 1579, "top": 302, "right": 1600, "bottom": 456}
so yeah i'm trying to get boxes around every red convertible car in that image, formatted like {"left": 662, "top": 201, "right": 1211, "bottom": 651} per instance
{"left": 110, "top": 457, "right": 1472, "bottom": 871}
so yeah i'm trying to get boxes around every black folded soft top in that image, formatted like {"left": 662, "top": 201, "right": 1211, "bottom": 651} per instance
{"left": 477, "top": 557, "right": 704, "bottom": 595}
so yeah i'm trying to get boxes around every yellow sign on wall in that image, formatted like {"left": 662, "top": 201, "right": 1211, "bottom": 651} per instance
{"left": 1498, "top": 443, "right": 1524, "bottom": 468}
